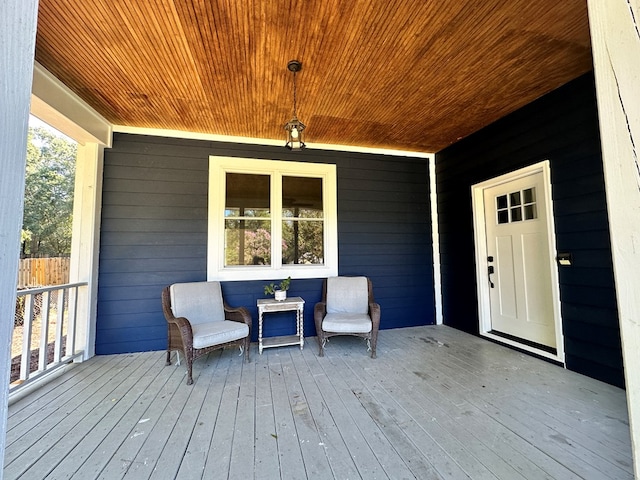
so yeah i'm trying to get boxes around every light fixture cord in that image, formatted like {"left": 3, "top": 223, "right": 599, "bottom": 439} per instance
{"left": 292, "top": 70, "right": 298, "bottom": 117}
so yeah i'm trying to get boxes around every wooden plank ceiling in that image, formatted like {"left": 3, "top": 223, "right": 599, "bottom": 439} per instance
{"left": 35, "top": 0, "right": 593, "bottom": 153}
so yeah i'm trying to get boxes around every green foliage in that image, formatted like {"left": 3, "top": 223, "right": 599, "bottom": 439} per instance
{"left": 282, "top": 219, "right": 324, "bottom": 264}
{"left": 22, "top": 127, "right": 76, "bottom": 257}
{"left": 264, "top": 276, "right": 291, "bottom": 295}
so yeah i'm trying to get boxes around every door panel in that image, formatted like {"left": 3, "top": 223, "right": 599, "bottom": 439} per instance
{"left": 483, "top": 171, "right": 556, "bottom": 348}
{"left": 495, "top": 235, "right": 517, "bottom": 318}
{"left": 522, "top": 231, "right": 554, "bottom": 330}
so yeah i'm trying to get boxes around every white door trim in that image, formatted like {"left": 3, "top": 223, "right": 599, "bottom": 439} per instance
{"left": 471, "top": 160, "right": 565, "bottom": 363}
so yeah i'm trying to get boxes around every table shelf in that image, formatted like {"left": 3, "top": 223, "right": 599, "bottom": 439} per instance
{"left": 261, "top": 335, "right": 303, "bottom": 349}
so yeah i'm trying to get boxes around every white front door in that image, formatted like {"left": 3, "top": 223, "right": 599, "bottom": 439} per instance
{"left": 473, "top": 162, "right": 563, "bottom": 359}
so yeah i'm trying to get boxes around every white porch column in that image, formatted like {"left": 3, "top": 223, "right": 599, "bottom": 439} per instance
{"left": 0, "top": 0, "right": 40, "bottom": 472}
{"left": 587, "top": 0, "right": 640, "bottom": 474}
{"left": 70, "top": 143, "right": 105, "bottom": 360}
{"left": 31, "top": 63, "right": 111, "bottom": 363}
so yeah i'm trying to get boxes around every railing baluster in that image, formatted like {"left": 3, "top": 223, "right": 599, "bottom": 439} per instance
{"left": 20, "top": 294, "right": 34, "bottom": 381}
{"left": 38, "top": 291, "right": 51, "bottom": 372}
{"left": 67, "top": 286, "right": 78, "bottom": 357}
{"left": 55, "top": 288, "right": 66, "bottom": 364}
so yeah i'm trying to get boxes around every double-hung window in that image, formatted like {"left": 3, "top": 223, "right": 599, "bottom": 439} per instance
{"left": 208, "top": 156, "right": 338, "bottom": 281}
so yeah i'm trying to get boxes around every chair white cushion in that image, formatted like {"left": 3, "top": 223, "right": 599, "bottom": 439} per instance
{"left": 326, "top": 276, "right": 368, "bottom": 314}
{"left": 192, "top": 320, "right": 249, "bottom": 349}
{"left": 170, "top": 281, "right": 226, "bottom": 326}
{"left": 322, "top": 312, "right": 372, "bottom": 334}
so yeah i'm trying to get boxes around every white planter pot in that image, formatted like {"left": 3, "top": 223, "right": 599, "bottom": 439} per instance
{"left": 274, "top": 290, "right": 287, "bottom": 301}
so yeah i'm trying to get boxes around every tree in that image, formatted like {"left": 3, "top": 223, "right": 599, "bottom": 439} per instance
{"left": 21, "top": 127, "right": 76, "bottom": 257}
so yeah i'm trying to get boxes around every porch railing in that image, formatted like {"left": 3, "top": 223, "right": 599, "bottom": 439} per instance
{"left": 10, "top": 282, "right": 87, "bottom": 392}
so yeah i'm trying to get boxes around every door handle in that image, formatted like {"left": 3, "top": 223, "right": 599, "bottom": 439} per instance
{"left": 488, "top": 265, "right": 495, "bottom": 288}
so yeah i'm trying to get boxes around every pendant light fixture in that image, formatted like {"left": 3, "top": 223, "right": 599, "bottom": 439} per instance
{"left": 284, "top": 60, "right": 306, "bottom": 150}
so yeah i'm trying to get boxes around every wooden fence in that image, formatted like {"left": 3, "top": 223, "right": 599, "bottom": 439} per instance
{"left": 17, "top": 257, "right": 70, "bottom": 288}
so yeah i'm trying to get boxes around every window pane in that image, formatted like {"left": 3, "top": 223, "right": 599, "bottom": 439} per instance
{"left": 511, "top": 207, "right": 522, "bottom": 222}
{"left": 225, "top": 173, "right": 270, "bottom": 215}
{"left": 225, "top": 207, "right": 270, "bottom": 218}
{"left": 283, "top": 207, "right": 324, "bottom": 219}
{"left": 282, "top": 220, "right": 324, "bottom": 264}
{"left": 225, "top": 219, "right": 271, "bottom": 266}
{"left": 496, "top": 195, "right": 508, "bottom": 210}
{"left": 497, "top": 210, "right": 509, "bottom": 224}
{"left": 282, "top": 176, "right": 323, "bottom": 217}
{"left": 224, "top": 172, "right": 271, "bottom": 266}
{"left": 282, "top": 176, "right": 324, "bottom": 264}
{"left": 509, "top": 191, "right": 521, "bottom": 206}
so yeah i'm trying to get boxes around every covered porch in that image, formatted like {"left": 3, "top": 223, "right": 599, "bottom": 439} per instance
{"left": 5, "top": 326, "right": 632, "bottom": 479}
{"left": 2, "top": 0, "right": 640, "bottom": 477}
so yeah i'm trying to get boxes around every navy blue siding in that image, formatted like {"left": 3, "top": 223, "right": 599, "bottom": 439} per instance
{"left": 436, "top": 73, "right": 623, "bottom": 387}
{"left": 97, "top": 137, "right": 434, "bottom": 354}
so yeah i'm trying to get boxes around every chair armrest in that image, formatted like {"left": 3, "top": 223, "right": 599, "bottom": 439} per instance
{"left": 314, "top": 302, "right": 327, "bottom": 319}
{"left": 369, "top": 302, "right": 381, "bottom": 330}
{"left": 167, "top": 314, "right": 193, "bottom": 330}
{"left": 224, "top": 304, "right": 252, "bottom": 328}
{"left": 169, "top": 315, "right": 194, "bottom": 345}
{"left": 314, "top": 301, "right": 327, "bottom": 331}
{"left": 161, "top": 287, "right": 194, "bottom": 341}
{"left": 164, "top": 310, "right": 193, "bottom": 345}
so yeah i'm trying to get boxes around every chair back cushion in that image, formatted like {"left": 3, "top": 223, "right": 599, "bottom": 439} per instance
{"left": 169, "top": 281, "right": 226, "bottom": 326}
{"left": 326, "top": 276, "right": 369, "bottom": 314}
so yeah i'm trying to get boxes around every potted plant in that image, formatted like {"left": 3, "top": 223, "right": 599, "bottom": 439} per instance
{"left": 264, "top": 276, "right": 291, "bottom": 301}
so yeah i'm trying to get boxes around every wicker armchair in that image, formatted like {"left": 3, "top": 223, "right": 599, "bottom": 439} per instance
{"left": 162, "top": 281, "right": 251, "bottom": 385}
{"left": 314, "top": 276, "right": 381, "bottom": 358}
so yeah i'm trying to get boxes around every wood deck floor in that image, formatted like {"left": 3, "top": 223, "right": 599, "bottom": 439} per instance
{"left": 4, "top": 326, "right": 633, "bottom": 479}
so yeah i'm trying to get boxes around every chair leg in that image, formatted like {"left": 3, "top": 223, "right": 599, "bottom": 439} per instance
{"left": 186, "top": 355, "right": 194, "bottom": 385}
{"left": 166, "top": 350, "right": 172, "bottom": 366}
{"left": 244, "top": 337, "right": 250, "bottom": 363}
{"left": 317, "top": 333, "right": 325, "bottom": 357}
{"left": 370, "top": 332, "right": 378, "bottom": 359}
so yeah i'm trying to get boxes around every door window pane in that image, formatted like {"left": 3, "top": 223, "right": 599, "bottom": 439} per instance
{"left": 497, "top": 187, "right": 538, "bottom": 224}
{"left": 524, "top": 204, "right": 537, "bottom": 220}
{"left": 496, "top": 195, "right": 509, "bottom": 224}
{"left": 523, "top": 187, "right": 537, "bottom": 220}
{"left": 523, "top": 188, "right": 535, "bottom": 204}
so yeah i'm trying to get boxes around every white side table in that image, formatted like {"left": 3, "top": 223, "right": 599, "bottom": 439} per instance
{"left": 257, "top": 297, "right": 305, "bottom": 354}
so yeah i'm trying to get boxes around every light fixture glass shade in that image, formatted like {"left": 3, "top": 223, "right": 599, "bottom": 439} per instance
{"left": 284, "top": 115, "right": 306, "bottom": 150}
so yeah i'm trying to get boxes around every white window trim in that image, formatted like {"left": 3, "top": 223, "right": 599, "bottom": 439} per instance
{"left": 208, "top": 156, "right": 338, "bottom": 282}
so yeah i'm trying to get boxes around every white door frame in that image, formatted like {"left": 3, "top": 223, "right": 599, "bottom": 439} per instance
{"left": 471, "top": 160, "right": 565, "bottom": 363}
